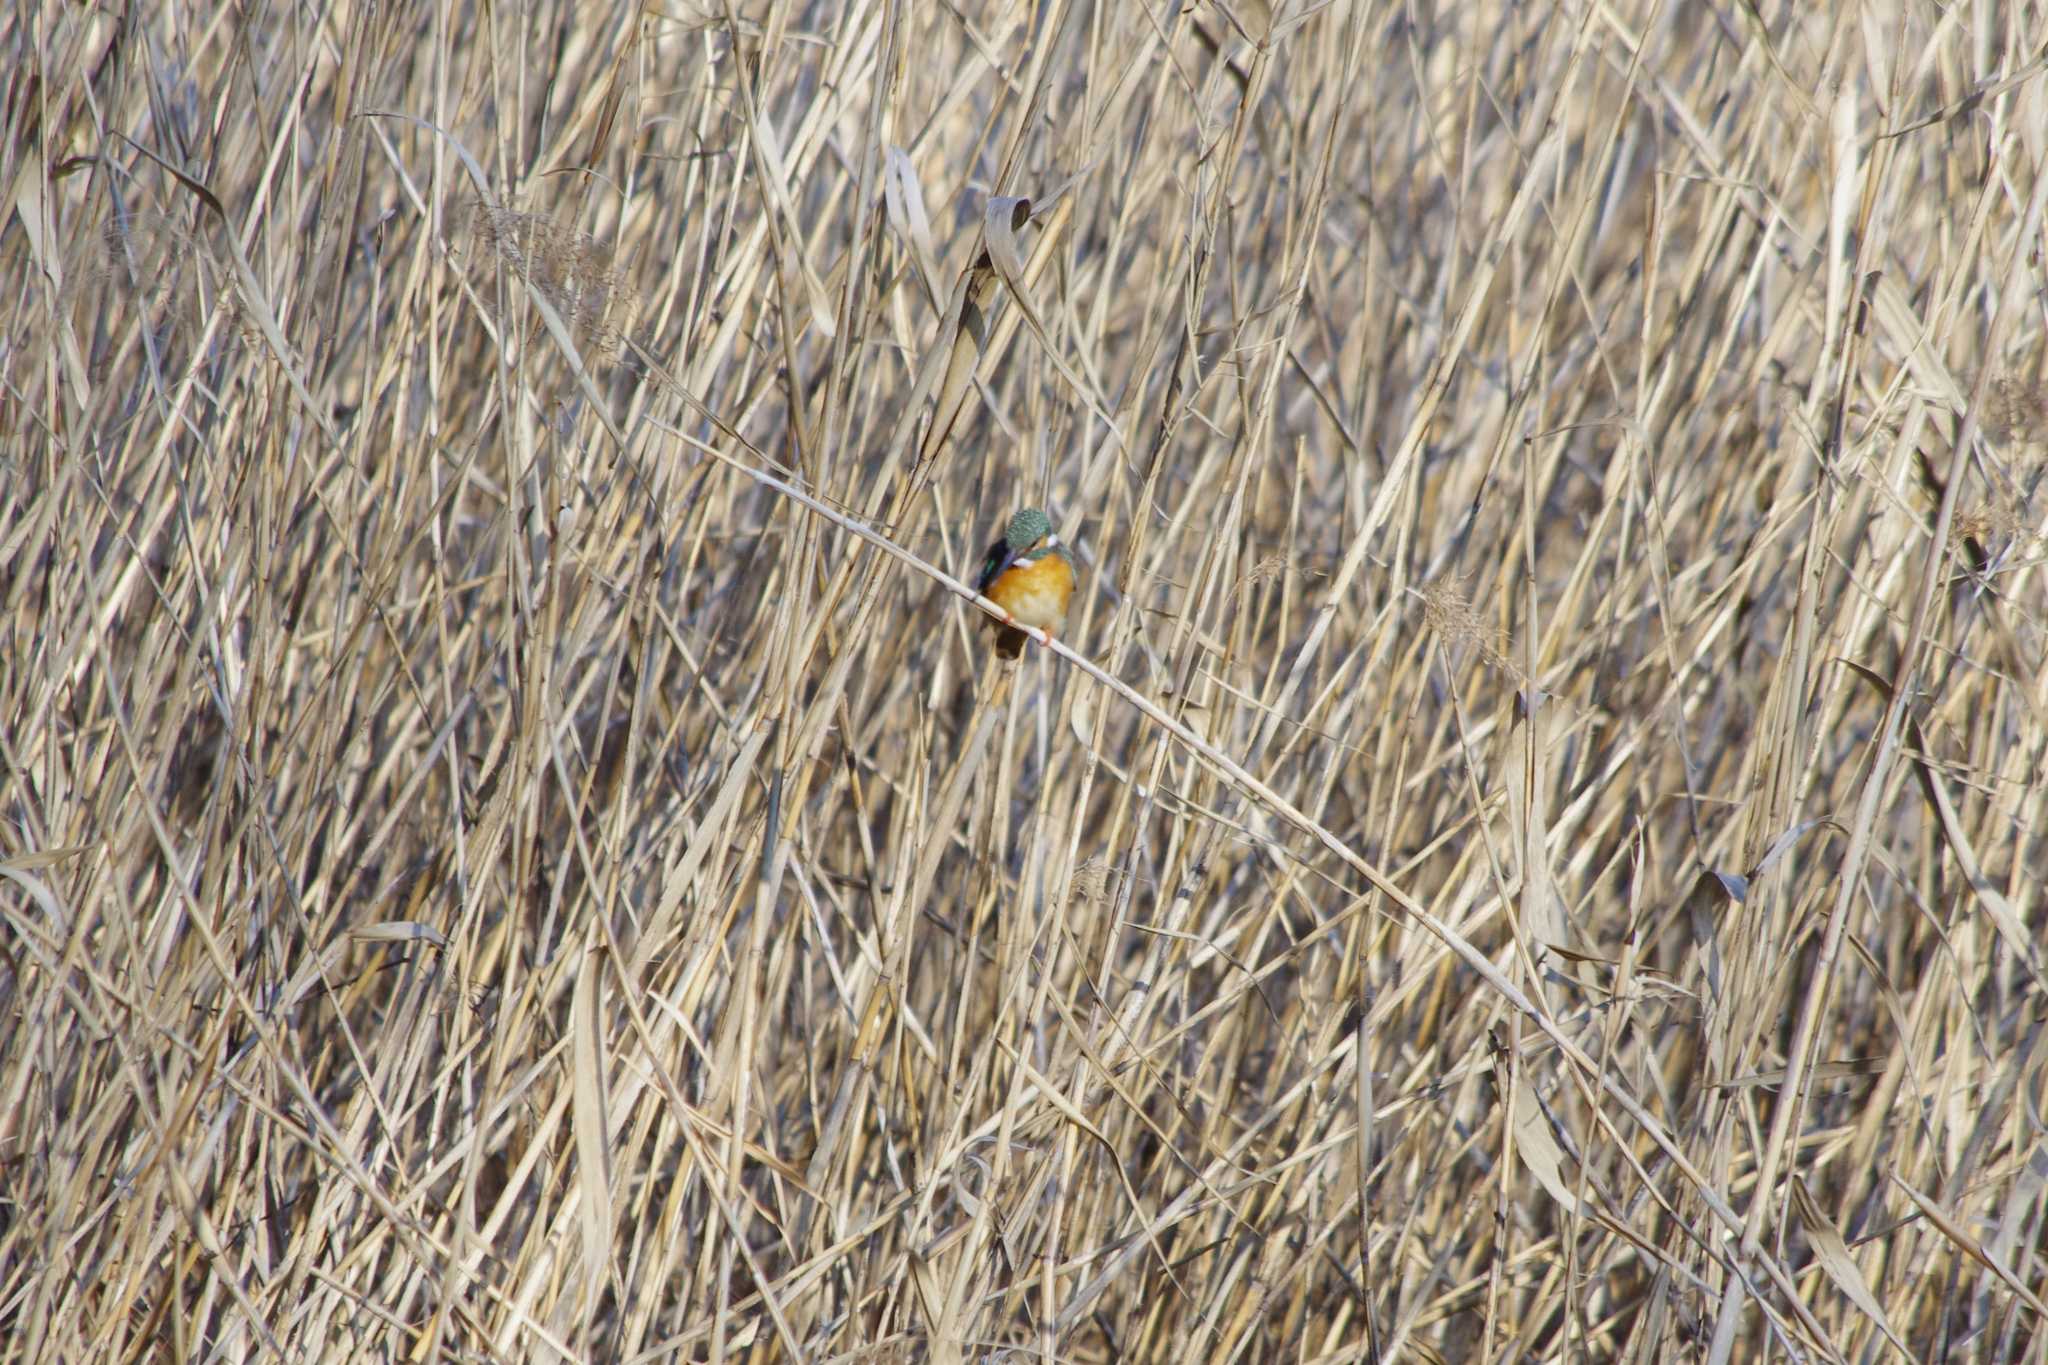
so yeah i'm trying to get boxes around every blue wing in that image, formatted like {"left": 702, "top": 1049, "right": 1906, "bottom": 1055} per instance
{"left": 975, "top": 535, "right": 1014, "bottom": 594}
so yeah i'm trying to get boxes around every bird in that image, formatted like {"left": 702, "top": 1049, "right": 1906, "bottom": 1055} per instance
{"left": 974, "top": 507, "right": 1077, "bottom": 659}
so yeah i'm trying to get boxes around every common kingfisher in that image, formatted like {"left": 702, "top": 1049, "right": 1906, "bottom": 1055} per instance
{"left": 975, "top": 507, "right": 1077, "bottom": 659}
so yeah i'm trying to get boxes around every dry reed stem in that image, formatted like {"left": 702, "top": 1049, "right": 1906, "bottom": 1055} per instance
{"left": 4, "top": 0, "right": 2047, "bottom": 1360}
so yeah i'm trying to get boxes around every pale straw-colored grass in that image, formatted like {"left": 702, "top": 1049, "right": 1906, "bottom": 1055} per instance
{"left": 3, "top": 0, "right": 2046, "bottom": 1359}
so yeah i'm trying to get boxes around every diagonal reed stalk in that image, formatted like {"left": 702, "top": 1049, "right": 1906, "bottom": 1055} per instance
{"left": 3, "top": 0, "right": 2046, "bottom": 1360}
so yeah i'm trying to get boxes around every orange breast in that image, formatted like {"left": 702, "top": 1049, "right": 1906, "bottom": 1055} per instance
{"left": 987, "top": 552, "right": 1075, "bottom": 632}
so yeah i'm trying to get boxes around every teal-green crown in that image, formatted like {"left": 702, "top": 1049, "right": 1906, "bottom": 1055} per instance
{"left": 1006, "top": 507, "right": 1053, "bottom": 551}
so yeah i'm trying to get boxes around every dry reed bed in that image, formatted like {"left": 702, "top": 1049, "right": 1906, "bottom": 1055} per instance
{"left": 2, "top": 0, "right": 2045, "bottom": 1359}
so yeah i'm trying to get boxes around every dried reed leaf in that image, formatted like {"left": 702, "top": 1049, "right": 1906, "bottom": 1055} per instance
{"left": 1889, "top": 1173, "right": 2048, "bottom": 1318}
{"left": 1908, "top": 720, "right": 2047, "bottom": 992}
{"left": 883, "top": 145, "right": 942, "bottom": 307}
{"left": 1494, "top": 1062, "right": 1587, "bottom": 1219}
{"left": 918, "top": 253, "right": 1001, "bottom": 470}
{"left": 1790, "top": 1178, "right": 1910, "bottom": 1356}
{"left": 908, "top": 1251, "right": 963, "bottom": 1365}
{"left": 0, "top": 860, "right": 69, "bottom": 930}
{"left": 572, "top": 936, "right": 615, "bottom": 1311}
{"left": 748, "top": 113, "right": 837, "bottom": 339}
{"left": 348, "top": 920, "right": 451, "bottom": 947}
{"left": 10, "top": 171, "right": 90, "bottom": 410}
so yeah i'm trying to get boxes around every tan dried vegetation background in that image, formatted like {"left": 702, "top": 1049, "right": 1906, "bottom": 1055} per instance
{"left": 3, "top": 0, "right": 2046, "bottom": 1359}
